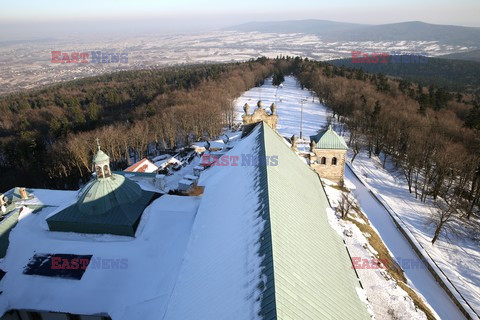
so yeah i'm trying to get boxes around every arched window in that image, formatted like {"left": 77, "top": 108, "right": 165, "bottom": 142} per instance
{"left": 103, "top": 165, "right": 111, "bottom": 177}
{"left": 321, "top": 157, "right": 326, "bottom": 165}
{"left": 96, "top": 166, "right": 103, "bottom": 178}
{"left": 332, "top": 157, "right": 338, "bottom": 165}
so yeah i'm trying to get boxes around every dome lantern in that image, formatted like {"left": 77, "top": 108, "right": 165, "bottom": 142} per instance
{"left": 93, "top": 138, "right": 111, "bottom": 179}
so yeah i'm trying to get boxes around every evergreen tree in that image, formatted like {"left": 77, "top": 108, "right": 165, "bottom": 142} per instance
{"left": 272, "top": 69, "right": 285, "bottom": 86}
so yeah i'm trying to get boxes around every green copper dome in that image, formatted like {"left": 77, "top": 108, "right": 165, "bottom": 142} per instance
{"left": 47, "top": 173, "right": 156, "bottom": 237}
{"left": 47, "top": 142, "right": 157, "bottom": 237}
{"left": 77, "top": 174, "right": 144, "bottom": 216}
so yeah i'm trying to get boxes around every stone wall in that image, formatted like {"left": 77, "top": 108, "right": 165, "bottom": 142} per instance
{"left": 310, "top": 149, "right": 347, "bottom": 185}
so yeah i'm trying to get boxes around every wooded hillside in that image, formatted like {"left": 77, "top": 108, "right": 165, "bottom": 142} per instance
{"left": 0, "top": 58, "right": 274, "bottom": 190}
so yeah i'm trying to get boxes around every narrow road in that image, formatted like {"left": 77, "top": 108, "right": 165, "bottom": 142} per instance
{"left": 346, "top": 166, "right": 466, "bottom": 320}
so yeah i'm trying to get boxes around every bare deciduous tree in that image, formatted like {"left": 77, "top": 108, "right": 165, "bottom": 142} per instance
{"left": 430, "top": 199, "right": 462, "bottom": 245}
{"left": 337, "top": 192, "right": 356, "bottom": 220}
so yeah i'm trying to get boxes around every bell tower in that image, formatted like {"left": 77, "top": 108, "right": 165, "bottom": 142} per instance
{"left": 309, "top": 125, "right": 348, "bottom": 185}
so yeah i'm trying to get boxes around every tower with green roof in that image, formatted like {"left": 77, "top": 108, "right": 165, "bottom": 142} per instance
{"left": 309, "top": 125, "right": 348, "bottom": 185}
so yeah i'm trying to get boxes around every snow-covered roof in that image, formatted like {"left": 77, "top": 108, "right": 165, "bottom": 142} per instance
{"left": 178, "top": 179, "right": 193, "bottom": 186}
{"left": 124, "top": 158, "right": 159, "bottom": 173}
{"left": 165, "top": 123, "right": 370, "bottom": 319}
{"left": 0, "top": 122, "right": 369, "bottom": 319}
{"left": 0, "top": 194, "right": 199, "bottom": 319}
{"left": 151, "top": 154, "right": 169, "bottom": 162}
{"left": 191, "top": 140, "right": 225, "bottom": 150}
{"left": 183, "top": 174, "right": 198, "bottom": 181}
{"left": 163, "top": 123, "right": 266, "bottom": 319}
{"left": 154, "top": 157, "right": 182, "bottom": 169}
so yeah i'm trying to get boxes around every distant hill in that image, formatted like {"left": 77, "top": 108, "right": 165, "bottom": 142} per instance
{"left": 327, "top": 56, "right": 480, "bottom": 92}
{"left": 226, "top": 20, "right": 480, "bottom": 47}
{"left": 438, "top": 49, "right": 480, "bottom": 62}
{"left": 224, "top": 19, "right": 367, "bottom": 36}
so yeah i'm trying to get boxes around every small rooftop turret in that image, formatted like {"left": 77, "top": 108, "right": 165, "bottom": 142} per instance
{"left": 243, "top": 103, "right": 250, "bottom": 115}
{"left": 270, "top": 103, "right": 277, "bottom": 115}
{"left": 93, "top": 138, "right": 111, "bottom": 179}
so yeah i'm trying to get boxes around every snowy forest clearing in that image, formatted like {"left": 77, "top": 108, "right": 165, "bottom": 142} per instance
{"left": 234, "top": 76, "right": 476, "bottom": 319}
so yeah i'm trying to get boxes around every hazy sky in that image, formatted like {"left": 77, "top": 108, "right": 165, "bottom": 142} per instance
{"left": 1, "top": 0, "right": 479, "bottom": 40}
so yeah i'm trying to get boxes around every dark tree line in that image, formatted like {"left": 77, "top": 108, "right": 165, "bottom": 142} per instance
{"left": 294, "top": 58, "right": 480, "bottom": 243}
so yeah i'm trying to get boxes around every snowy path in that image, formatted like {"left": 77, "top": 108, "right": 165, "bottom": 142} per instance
{"left": 235, "top": 76, "right": 329, "bottom": 142}
{"left": 235, "top": 76, "right": 468, "bottom": 319}
{"left": 346, "top": 166, "right": 466, "bottom": 320}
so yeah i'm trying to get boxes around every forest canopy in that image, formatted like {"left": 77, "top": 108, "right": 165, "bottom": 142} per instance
{"left": 0, "top": 58, "right": 275, "bottom": 190}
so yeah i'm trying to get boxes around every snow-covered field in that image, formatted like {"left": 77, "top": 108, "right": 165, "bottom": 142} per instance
{"left": 1, "top": 31, "right": 472, "bottom": 95}
{"left": 234, "top": 77, "right": 329, "bottom": 141}
{"left": 234, "top": 76, "right": 475, "bottom": 319}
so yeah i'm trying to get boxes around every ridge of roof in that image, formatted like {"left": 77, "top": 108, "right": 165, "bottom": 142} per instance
{"left": 261, "top": 122, "right": 369, "bottom": 319}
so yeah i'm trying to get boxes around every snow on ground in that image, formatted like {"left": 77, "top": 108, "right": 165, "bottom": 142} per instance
{"left": 345, "top": 166, "right": 465, "bottom": 319}
{"left": 234, "top": 76, "right": 469, "bottom": 319}
{"left": 323, "top": 180, "right": 428, "bottom": 320}
{"left": 348, "top": 151, "right": 480, "bottom": 318}
{"left": 235, "top": 76, "right": 329, "bottom": 150}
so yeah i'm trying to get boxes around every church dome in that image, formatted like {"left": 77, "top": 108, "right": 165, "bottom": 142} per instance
{"left": 46, "top": 140, "right": 158, "bottom": 237}
{"left": 77, "top": 173, "right": 144, "bottom": 216}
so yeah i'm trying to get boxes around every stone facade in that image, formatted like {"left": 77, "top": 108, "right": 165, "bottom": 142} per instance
{"left": 310, "top": 149, "right": 347, "bottom": 185}
{"left": 242, "top": 101, "right": 278, "bottom": 130}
